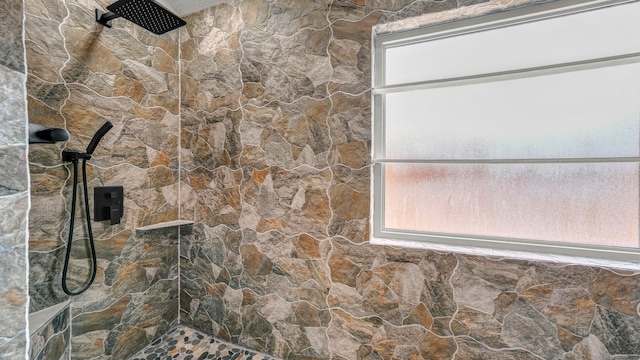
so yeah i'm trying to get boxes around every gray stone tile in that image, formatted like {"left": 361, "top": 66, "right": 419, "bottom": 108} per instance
{"left": 0, "top": 65, "right": 27, "bottom": 146}
{"left": 0, "top": 0, "right": 25, "bottom": 73}
{"left": 0, "top": 146, "right": 28, "bottom": 196}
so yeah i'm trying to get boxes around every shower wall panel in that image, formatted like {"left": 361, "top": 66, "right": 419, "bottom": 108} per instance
{"left": 178, "top": 0, "right": 640, "bottom": 359}
{"left": 25, "top": 0, "right": 181, "bottom": 358}
{"left": 0, "top": 0, "right": 29, "bottom": 358}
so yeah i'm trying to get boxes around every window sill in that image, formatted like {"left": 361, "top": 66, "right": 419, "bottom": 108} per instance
{"left": 371, "top": 236, "right": 640, "bottom": 271}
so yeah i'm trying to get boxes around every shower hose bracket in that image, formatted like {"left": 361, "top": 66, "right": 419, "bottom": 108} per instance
{"left": 62, "top": 150, "right": 92, "bottom": 163}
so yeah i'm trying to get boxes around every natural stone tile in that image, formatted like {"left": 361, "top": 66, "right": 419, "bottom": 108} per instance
{"left": 240, "top": 28, "right": 332, "bottom": 102}
{"left": 185, "top": 170, "right": 242, "bottom": 227}
{"left": 180, "top": 279, "right": 226, "bottom": 336}
{"left": 0, "top": 193, "right": 28, "bottom": 246}
{"left": 31, "top": 330, "right": 69, "bottom": 360}
{"left": 71, "top": 296, "right": 131, "bottom": 336}
{"left": 240, "top": 0, "right": 329, "bottom": 39}
{"left": 329, "top": 183, "right": 369, "bottom": 221}
{"left": 357, "top": 269, "right": 402, "bottom": 323}
{"left": 30, "top": 307, "right": 70, "bottom": 359}
{"left": 241, "top": 244, "right": 274, "bottom": 276}
{"left": 181, "top": 108, "right": 243, "bottom": 170}
{"left": 557, "top": 326, "right": 585, "bottom": 353}
{"left": 455, "top": 336, "right": 541, "bottom": 360}
{"left": 26, "top": 76, "right": 69, "bottom": 111}
{"left": 0, "top": 251, "right": 27, "bottom": 334}
{"left": 0, "top": 0, "right": 25, "bottom": 73}
{"left": 454, "top": 306, "right": 506, "bottom": 349}
{"left": 518, "top": 283, "right": 554, "bottom": 312}
{"left": 0, "top": 223, "right": 27, "bottom": 349}
{"left": 456, "top": 256, "right": 527, "bottom": 292}
{"left": 417, "top": 254, "right": 458, "bottom": 319}
{"left": 403, "top": 303, "right": 434, "bottom": 330}
{"left": 328, "top": 282, "right": 365, "bottom": 315}
{"left": 493, "top": 291, "right": 518, "bottom": 323}
{"left": 564, "top": 335, "right": 612, "bottom": 360}
{"left": 69, "top": 331, "right": 109, "bottom": 360}
{"left": 384, "top": 0, "right": 460, "bottom": 24}
{"left": 533, "top": 264, "right": 601, "bottom": 289}
{"left": 328, "top": 91, "right": 371, "bottom": 143}
{"left": 590, "top": 306, "right": 640, "bottom": 355}
{"left": 239, "top": 304, "right": 275, "bottom": 352}
{"left": 373, "top": 262, "right": 424, "bottom": 314}
{"left": 540, "top": 287, "right": 595, "bottom": 337}
{"left": 242, "top": 166, "right": 332, "bottom": 237}
{"left": 240, "top": 98, "right": 331, "bottom": 168}
{"left": 64, "top": 28, "right": 123, "bottom": 76}
{"left": 62, "top": 58, "right": 116, "bottom": 97}
{"left": 114, "top": 73, "right": 146, "bottom": 103}
{"left": 25, "top": 0, "right": 67, "bottom": 22}
{"left": 382, "top": 324, "right": 428, "bottom": 353}
{"left": 25, "top": 39, "right": 66, "bottom": 83}
{"left": 0, "top": 66, "right": 27, "bottom": 146}
{"left": 502, "top": 298, "right": 564, "bottom": 359}
{"left": 0, "top": 148, "right": 28, "bottom": 196}
{"left": 104, "top": 324, "right": 149, "bottom": 359}
{"left": 451, "top": 272, "right": 502, "bottom": 315}
{"left": 294, "top": 234, "right": 324, "bottom": 259}
{"left": 328, "top": 309, "right": 385, "bottom": 359}
{"left": 589, "top": 270, "right": 640, "bottom": 317}
{"left": 0, "top": 333, "right": 27, "bottom": 359}
{"left": 28, "top": 185, "right": 66, "bottom": 253}
{"left": 390, "top": 345, "right": 423, "bottom": 360}
{"left": 417, "top": 332, "right": 456, "bottom": 360}
{"left": 28, "top": 248, "right": 68, "bottom": 312}
{"left": 431, "top": 317, "right": 454, "bottom": 337}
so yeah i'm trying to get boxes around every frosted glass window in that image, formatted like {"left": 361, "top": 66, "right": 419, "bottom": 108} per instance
{"left": 385, "top": 63, "right": 640, "bottom": 160}
{"left": 384, "top": 163, "right": 639, "bottom": 248}
{"left": 385, "top": 1, "right": 640, "bottom": 85}
{"left": 373, "top": 0, "right": 640, "bottom": 260}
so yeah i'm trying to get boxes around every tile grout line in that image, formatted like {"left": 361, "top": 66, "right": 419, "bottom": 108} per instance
{"left": 177, "top": 22, "right": 183, "bottom": 327}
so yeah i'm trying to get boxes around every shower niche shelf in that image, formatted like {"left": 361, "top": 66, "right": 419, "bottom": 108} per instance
{"left": 135, "top": 220, "right": 194, "bottom": 232}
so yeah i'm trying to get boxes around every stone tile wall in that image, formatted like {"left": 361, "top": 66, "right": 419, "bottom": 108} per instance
{"left": 0, "top": 0, "right": 30, "bottom": 358}
{"left": 30, "top": 307, "right": 70, "bottom": 360}
{"left": 178, "top": 0, "right": 640, "bottom": 359}
{"left": 25, "top": 0, "right": 181, "bottom": 358}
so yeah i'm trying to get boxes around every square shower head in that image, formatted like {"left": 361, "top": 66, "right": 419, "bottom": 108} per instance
{"left": 102, "top": 0, "right": 186, "bottom": 34}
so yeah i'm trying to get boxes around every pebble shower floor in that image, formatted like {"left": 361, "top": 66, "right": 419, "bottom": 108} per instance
{"left": 131, "top": 325, "right": 278, "bottom": 360}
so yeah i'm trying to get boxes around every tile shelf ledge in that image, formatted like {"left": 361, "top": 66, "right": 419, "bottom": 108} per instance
{"left": 29, "top": 300, "right": 72, "bottom": 336}
{"left": 135, "top": 220, "right": 194, "bottom": 231}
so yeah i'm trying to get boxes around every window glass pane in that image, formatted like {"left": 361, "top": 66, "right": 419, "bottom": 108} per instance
{"left": 385, "top": 62, "right": 640, "bottom": 159}
{"left": 385, "top": 1, "right": 640, "bottom": 85}
{"left": 384, "top": 163, "right": 639, "bottom": 248}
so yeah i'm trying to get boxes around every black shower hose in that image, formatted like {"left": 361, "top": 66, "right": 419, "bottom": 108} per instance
{"left": 61, "top": 157, "right": 97, "bottom": 296}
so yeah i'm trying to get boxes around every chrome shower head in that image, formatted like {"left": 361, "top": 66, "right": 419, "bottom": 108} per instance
{"left": 96, "top": 0, "right": 186, "bottom": 35}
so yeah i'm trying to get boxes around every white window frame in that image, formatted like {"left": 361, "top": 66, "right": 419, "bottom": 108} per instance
{"left": 371, "top": 0, "right": 640, "bottom": 262}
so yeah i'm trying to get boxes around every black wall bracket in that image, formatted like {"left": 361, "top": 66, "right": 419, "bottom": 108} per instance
{"left": 95, "top": 9, "right": 120, "bottom": 28}
{"left": 94, "top": 186, "right": 124, "bottom": 225}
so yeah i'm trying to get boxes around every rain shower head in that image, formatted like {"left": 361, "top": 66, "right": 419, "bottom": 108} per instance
{"left": 96, "top": 0, "right": 186, "bottom": 35}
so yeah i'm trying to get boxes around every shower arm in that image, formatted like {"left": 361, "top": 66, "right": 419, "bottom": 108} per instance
{"left": 95, "top": 9, "right": 121, "bottom": 28}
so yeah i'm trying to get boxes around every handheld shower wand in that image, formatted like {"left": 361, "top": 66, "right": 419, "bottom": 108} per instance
{"left": 61, "top": 121, "right": 113, "bottom": 296}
